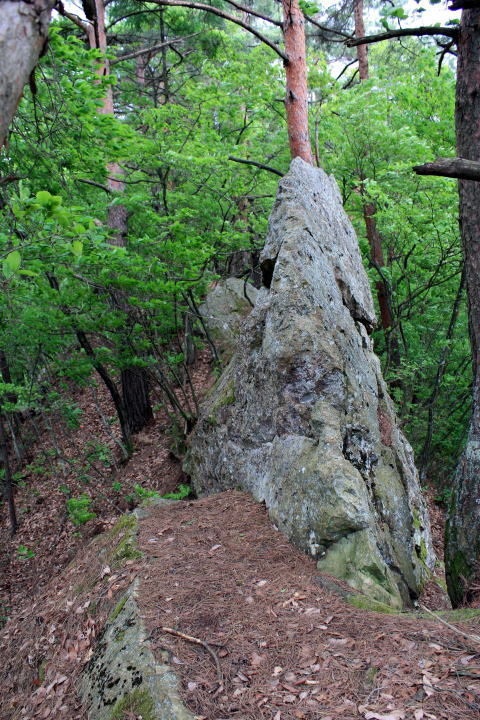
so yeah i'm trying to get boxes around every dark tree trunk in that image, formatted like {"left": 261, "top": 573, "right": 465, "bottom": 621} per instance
{"left": 121, "top": 367, "right": 153, "bottom": 433}
{"left": 0, "top": 349, "right": 25, "bottom": 461}
{"left": 445, "top": 9, "right": 480, "bottom": 606}
{"left": 0, "top": 413, "right": 17, "bottom": 536}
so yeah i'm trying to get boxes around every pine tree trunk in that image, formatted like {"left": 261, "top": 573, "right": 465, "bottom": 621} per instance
{"left": 282, "top": 0, "right": 313, "bottom": 164}
{"left": 445, "top": 9, "right": 480, "bottom": 607}
{"left": 354, "top": 0, "right": 368, "bottom": 82}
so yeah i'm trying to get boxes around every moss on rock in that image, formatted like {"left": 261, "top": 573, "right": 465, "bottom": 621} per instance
{"left": 108, "top": 595, "right": 128, "bottom": 624}
{"left": 110, "top": 689, "right": 155, "bottom": 720}
{"left": 347, "top": 594, "right": 399, "bottom": 614}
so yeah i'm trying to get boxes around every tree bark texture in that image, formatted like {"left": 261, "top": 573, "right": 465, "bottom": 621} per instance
{"left": 282, "top": 0, "right": 313, "bottom": 164}
{"left": 414, "top": 156, "right": 480, "bottom": 181}
{"left": 0, "top": 413, "right": 18, "bottom": 535}
{"left": 0, "top": 0, "right": 55, "bottom": 147}
{"left": 354, "top": 0, "right": 368, "bottom": 81}
{"left": 445, "top": 9, "right": 480, "bottom": 607}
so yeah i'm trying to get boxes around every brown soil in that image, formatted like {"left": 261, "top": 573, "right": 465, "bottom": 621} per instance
{"left": 138, "top": 491, "right": 480, "bottom": 720}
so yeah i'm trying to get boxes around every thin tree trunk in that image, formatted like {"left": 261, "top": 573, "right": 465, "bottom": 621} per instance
{"left": 445, "top": 9, "right": 480, "bottom": 607}
{"left": 354, "top": 0, "right": 400, "bottom": 376}
{"left": 0, "top": 413, "right": 17, "bottom": 536}
{"left": 282, "top": 0, "right": 313, "bottom": 164}
{"left": 0, "top": 349, "right": 26, "bottom": 461}
{"left": 46, "top": 272, "right": 132, "bottom": 458}
{"left": 419, "top": 269, "right": 466, "bottom": 480}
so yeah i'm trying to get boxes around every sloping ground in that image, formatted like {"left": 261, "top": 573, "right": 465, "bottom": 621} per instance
{"left": 138, "top": 491, "right": 480, "bottom": 720}
{"left": 0, "top": 349, "right": 212, "bottom": 625}
{"left": 0, "top": 512, "right": 143, "bottom": 720}
{"left": 0, "top": 489, "right": 479, "bottom": 720}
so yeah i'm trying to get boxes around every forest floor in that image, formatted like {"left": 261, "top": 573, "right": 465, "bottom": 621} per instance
{"left": 1, "top": 351, "right": 480, "bottom": 720}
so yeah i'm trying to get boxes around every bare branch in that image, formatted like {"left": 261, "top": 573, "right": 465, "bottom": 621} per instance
{"left": 346, "top": 25, "right": 458, "bottom": 48}
{"left": 56, "top": 3, "right": 94, "bottom": 40}
{"left": 0, "top": 175, "right": 23, "bottom": 185}
{"left": 148, "top": 0, "right": 288, "bottom": 62}
{"left": 76, "top": 178, "right": 111, "bottom": 193}
{"left": 335, "top": 58, "right": 358, "bottom": 82}
{"left": 228, "top": 156, "right": 284, "bottom": 176}
{"left": 413, "top": 157, "right": 480, "bottom": 182}
{"left": 110, "top": 33, "right": 200, "bottom": 64}
{"left": 304, "top": 14, "right": 353, "bottom": 41}
{"left": 222, "top": 0, "right": 282, "bottom": 27}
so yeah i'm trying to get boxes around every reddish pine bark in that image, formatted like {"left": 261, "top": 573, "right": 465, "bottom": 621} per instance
{"left": 282, "top": 0, "right": 313, "bottom": 164}
{"left": 354, "top": 0, "right": 368, "bottom": 81}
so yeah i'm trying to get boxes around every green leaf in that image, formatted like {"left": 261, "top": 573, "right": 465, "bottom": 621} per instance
{"left": 2, "top": 250, "right": 21, "bottom": 278}
{"left": 71, "top": 240, "right": 83, "bottom": 258}
{"left": 35, "top": 190, "right": 52, "bottom": 206}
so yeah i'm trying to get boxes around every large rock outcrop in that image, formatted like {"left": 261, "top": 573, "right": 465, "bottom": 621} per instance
{"left": 185, "top": 158, "right": 434, "bottom": 608}
{"left": 200, "top": 278, "right": 258, "bottom": 360}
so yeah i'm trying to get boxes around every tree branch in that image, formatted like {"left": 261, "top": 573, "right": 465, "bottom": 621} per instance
{"left": 110, "top": 33, "right": 200, "bottom": 64}
{"left": 148, "top": 0, "right": 289, "bottom": 63}
{"left": 449, "top": 0, "right": 480, "bottom": 9}
{"left": 304, "top": 14, "right": 353, "bottom": 41}
{"left": 56, "top": 3, "right": 95, "bottom": 40}
{"left": 345, "top": 26, "right": 458, "bottom": 48}
{"left": 413, "top": 157, "right": 480, "bottom": 181}
{"left": 228, "top": 156, "right": 284, "bottom": 176}
{"left": 222, "top": 0, "right": 282, "bottom": 27}
{"left": 76, "top": 177, "right": 111, "bottom": 193}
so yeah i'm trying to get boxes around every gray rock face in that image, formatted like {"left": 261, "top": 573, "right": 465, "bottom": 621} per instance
{"left": 79, "top": 580, "right": 194, "bottom": 720}
{"left": 185, "top": 158, "right": 434, "bottom": 608}
{"left": 200, "top": 278, "right": 258, "bottom": 360}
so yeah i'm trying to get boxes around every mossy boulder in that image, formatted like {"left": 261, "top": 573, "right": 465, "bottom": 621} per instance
{"left": 79, "top": 581, "right": 194, "bottom": 720}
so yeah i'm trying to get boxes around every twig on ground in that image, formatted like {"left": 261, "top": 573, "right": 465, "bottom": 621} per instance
{"left": 160, "top": 626, "right": 224, "bottom": 695}
{"left": 420, "top": 604, "right": 480, "bottom": 647}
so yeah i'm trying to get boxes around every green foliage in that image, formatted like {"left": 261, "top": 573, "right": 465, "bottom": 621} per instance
{"left": 17, "top": 545, "right": 35, "bottom": 560}
{"left": 67, "top": 494, "right": 96, "bottom": 526}
{"left": 162, "top": 483, "right": 192, "bottom": 500}
{"left": 124, "top": 485, "right": 160, "bottom": 504}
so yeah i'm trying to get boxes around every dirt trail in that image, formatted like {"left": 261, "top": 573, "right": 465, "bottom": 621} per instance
{"left": 138, "top": 491, "right": 480, "bottom": 720}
